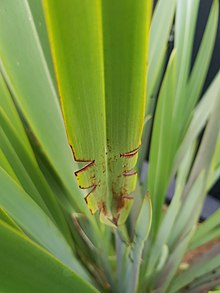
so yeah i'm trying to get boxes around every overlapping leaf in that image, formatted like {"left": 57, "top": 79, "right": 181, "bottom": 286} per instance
{"left": 148, "top": 0, "right": 219, "bottom": 234}
{"left": 0, "top": 221, "right": 98, "bottom": 293}
{"left": 0, "top": 0, "right": 87, "bottom": 214}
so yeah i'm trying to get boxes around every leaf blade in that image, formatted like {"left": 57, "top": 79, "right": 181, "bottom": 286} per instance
{"left": 0, "top": 168, "right": 88, "bottom": 279}
{"left": 44, "top": 0, "right": 152, "bottom": 224}
{"left": 0, "top": 0, "right": 85, "bottom": 212}
{"left": 0, "top": 221, "right": 98, "bottom": 293}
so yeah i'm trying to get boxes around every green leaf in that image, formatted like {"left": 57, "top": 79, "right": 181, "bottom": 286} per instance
{"left": 126, "top": 194, "right": 152, "bottom": 293}
{"left": 0, "top": 0, "right": 86, "bottom": 213}
{"left": 0, "top": 107, "right": 76, "bottom": 240}
{"left": 187, "top": 269, "right": 220, "bottom": 293}
{"left": 154, "top": 227, "right": 196, "bottom": 293}
{"left": 0, "top": 208, "right": 23, "bottom": 232}
{"left": 146, "top": 0, "right": 219, "bottom": 236}
{"left": 169, "top": 91, "right": 220, "bottom": 248}
{"left": 153, "top": 94, "right": 220, "bottom": 292}
{"left": 190, "top": 228, "right": 220, "bottom": 252}
{"left": 189, "top": 209, "right": 220, "bottom": 250}
{"left": 171, "top": 0, "right": 219, "bottom": 152}
{"left": 0, "top": 126, "right": 49, "bottom": 213}
{"left": 0, "top": 221, "right": 98, "bottom": 293}
{"left": 153, "top": 169, "right": 205, "bottom": 293}
{"left": 145, "top": 144, "right": 196, "bottom": 282}
{"left": 148, "top": 50, "right": 176, "bottom": 234}
{"left": 173, "top": 0, "right": 200, "bottom": 142}
{"left": 168, "top": 171, "right": 206, "bottom": 248}
{"left": 115, "top": 193, "right": 152, "bottom": 293}
{"left": 27, "top": 0, "right": 56, "bottom": 87}
{"left": 170, "top": 244, "right": 220, "bottom": 293}
{"left": 0, "top": 149, "right": 19, "bottom": 183}
{"left": 147, "top": 0, "right": 176, "bottom": 102}
{"left": 182, "top": 94, "right": 220, "bottom": 199}
{"left": 0, "top": 168, "right": 89, "bottom": 279}
{"left": 43, "top": 0, "right": 152, "bottom": 225}
{"left": 138, "top": 0, "right": 176, "bottom": 171}
{"left": 0, "top": 73, "right": 31, "bottom": 151}
{"left": 173, "top": 71, "right": 220, "bottom": 176}
{"left": 207, "top": 134, "right": 220, "bottom": 190}
{"left": 186, "top": 0, "right": 219, "bottom": 114}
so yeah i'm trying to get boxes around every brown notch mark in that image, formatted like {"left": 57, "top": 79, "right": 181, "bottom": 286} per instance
{"left": 84, "top": 184, "right": 97, "bottom": 214}
{"left": 123, "top": 170, "right": 137, "bottom": 177}
{"left": 69, "top": 144, "right": 97, "bottom": 209}
{"left": 74, "top": 160, "right": 96, "bottom": 189}
{"left": 69, "top": 144, "right": 92, "bottom": 163}
{"left": 74, "top": 160, "right": 95, "bottom": 176}
{"left": 109, "top": 215, "right": 120, "bottom": 226}
{"left": 120, "top": 144, "right": 141, "bottom": 158}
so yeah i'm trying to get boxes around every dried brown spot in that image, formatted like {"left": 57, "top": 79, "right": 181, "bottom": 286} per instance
{"left": 110, "top": 215, "right": 120, "bottom": 226}
{"left": 99, "top": 202, "right": 107, "bottom": 216}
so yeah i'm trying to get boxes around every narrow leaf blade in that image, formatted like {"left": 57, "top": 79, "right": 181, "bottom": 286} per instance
{"left": 0, "top": 221, "right": 98, "bottom": 293}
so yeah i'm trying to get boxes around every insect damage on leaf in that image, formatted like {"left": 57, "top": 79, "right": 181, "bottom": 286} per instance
{"left": 69, "top": 144, "right": 140, "bottom": 226}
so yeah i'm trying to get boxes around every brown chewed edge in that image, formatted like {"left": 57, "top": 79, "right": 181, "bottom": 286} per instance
{"left": 70, "top": 144, "right": 140, "bottom": 226}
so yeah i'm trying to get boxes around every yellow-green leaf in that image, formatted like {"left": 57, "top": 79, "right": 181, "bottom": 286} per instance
{"left": 44, "top": 0, "right": 152, "bottom": 225}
